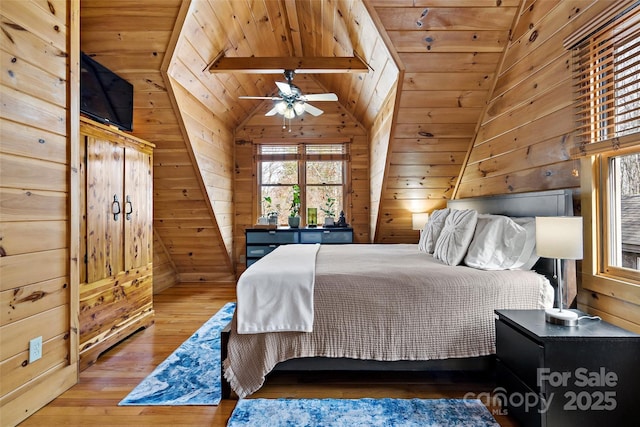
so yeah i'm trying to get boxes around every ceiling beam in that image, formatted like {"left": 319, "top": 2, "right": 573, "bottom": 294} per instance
{"left": 208, "top": 56, "right": 369, "bottom": 74}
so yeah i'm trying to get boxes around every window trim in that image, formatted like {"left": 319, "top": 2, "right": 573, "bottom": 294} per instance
{"left": 595, "top": 146, "right": 640, "bottom": 283}
{"left": 574, "top": 3, "right": 640, "bottom": 297}
{"left": 254, "top": 140, "right": 351, "bottom": 226}
{"left": 580, "top": 157, "right": 640, "bottom": 307}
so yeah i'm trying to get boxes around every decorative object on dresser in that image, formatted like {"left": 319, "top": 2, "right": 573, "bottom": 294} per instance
{"left": 307, "top": 207, "right": 318, "bottom": 227}
{"left": 535, "top": 216, "right": 584, "bottom": 326}
{"left": 320, "top": 196, "right": 336, "bottom": 226}
{"left": 337, "top": 210, "right": 348, "bottom": 227}
{"left": 287, "top": 184, "right": 301, "bottom": 228}
{"left": 495, "top": 310, "right": 640, "bottom": 427}
{"left": 79, "top": 117, "right": 154, "bottom": 370}
{"left": 245, "top": 227, "right": 353, "bottom": 267}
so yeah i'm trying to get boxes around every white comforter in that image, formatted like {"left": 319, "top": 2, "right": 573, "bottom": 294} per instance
{"left": 236, "top": 244, "right": 320, "bottom": 333}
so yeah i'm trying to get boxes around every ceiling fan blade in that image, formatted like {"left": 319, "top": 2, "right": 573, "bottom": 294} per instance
{"left": 275, "top": 81, "right": 294, "bottom": 96}
{"left": 265, "top": 106, "right": 279, "bottom": 116}
{"left": 302, "top": 93, "right": 338, "bottom": 102}
{"left": 303, "top": 103, "right": 324, "bottom": 116}
{"left": 239, "top": 96, "right": 282, "bottom": 100}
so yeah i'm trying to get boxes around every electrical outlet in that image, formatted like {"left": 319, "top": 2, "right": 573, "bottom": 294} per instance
{"left": 29, "top": 336, "right": 42, "bottom": 363}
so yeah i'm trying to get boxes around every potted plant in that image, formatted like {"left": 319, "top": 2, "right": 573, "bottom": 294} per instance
{"left": 288, "top": 184, "right": 301, "bottom": 228}
{"left": 263, "top": 196, "right": 278, "bottom": 226}
{"left": 320, "top": 196, "right": 336, "bottom": 226}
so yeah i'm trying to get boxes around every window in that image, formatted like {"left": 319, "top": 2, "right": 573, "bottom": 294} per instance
{"left": 257, "top": 143, "right": 349, "bottom": 226}
{"left": 573, "top": 4, "right": 640, "bottom": 283}
{"left": 598, "top": 149, "right": 640, "bottom": 279}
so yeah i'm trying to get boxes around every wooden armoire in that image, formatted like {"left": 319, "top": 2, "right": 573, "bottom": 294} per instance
{"left": 79, "top": 117, "right": 154, "bottom": 370}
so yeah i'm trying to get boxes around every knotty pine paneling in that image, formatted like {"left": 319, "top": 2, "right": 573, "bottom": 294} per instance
{"left": 234, "top": 104, "right": 369, "bottom": 277}
{"left": 369, "top": 87, "right": 397, "bottom": 241}
{"left": 371, "top": 1, "right": 517, "bottom": 243}
{"left": 0, "top": 2, "right": 77, "bottom": 424}
{"left": 455, "top": 0, "right": 639, "bottom": 332}
{"left": 170, "top": 82, "right": 235, "bottom": 260}
{"left": 456, "top": 0, "right": 601, "bottom": 198}
{"left": 82, "top": 0, "right": 236, "bottom": 283}
{"left": 152, "top": 230, "right": 178, "bottom": 294}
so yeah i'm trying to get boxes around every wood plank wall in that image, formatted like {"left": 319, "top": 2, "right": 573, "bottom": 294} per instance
{"left": 370, "top": 0, "right": 519, "bottom": 243}
{"left": 315, "top": 0, "right": 400, "bottom": 131}
{"left": 0, "top": 1, "right": 78, "bottom": 425}
{"left": 455, "top": 0, "right": 593, "bottom": 197}
{"left": 163, "top": 79, "right": 235, "bottom": 281}
{"left": 233, "top": 89, "right": 370, "bottom": 276}
{"left": 81, "top": 0, "right": 236, "bottom": 285}
{"left": 369, "top": 86, "right": 398, "bottom": 240}
{"left": 455, "top": 0, "right": 640, "bottom": 332}
{"left": 152, "top": 227, "right": 178, "bottom": 294}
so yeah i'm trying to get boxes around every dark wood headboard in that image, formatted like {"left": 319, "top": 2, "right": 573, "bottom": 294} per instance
{"left": 447, "top": 189, "right": 576, "bottom": 303}
{"left": 447, "top": 189, "right": 573, "bottom": 217}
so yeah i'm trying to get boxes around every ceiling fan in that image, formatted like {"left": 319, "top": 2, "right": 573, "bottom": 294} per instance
{"left": 239, "top": 70, "right": 337, "bottom": 118}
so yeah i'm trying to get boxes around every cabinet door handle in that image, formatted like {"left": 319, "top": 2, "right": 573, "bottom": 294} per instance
{"left": 112, "top": 195, "right": 121, "bottom": 221}
{"left": 125, "top": 195, "right": 133, "bottom": 220}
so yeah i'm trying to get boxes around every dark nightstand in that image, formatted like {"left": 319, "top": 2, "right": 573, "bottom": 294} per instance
{"left": 495, "top": 309, "right": 640, "bottom": 427}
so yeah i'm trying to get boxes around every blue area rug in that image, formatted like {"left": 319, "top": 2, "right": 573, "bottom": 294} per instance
{"left": 119, "top": 302, "right": 235, "bottom": 406}
{"left": 227, "top": 398, "right": 499, "bottom": 426}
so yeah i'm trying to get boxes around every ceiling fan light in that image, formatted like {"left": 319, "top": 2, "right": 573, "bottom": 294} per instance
{"left": 283, "top": 106, "right": 296, "bottom": 119}
{"left": 293, "top": 101, "right": 305, "bottom": 116}
{"left": 275, "top": 100, "right": 287, "bottom": 115}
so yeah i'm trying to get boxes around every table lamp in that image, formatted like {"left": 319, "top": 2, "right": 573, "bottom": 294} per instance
{"left": 412, "top": 212, "right": 430, "bottom": 231}
{"left": 535, "top": 216, "right": 583, "bottom": 326}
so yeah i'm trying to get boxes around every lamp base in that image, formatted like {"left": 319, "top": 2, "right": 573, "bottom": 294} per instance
{"left": 545, "top": 308, "right": 579, "bottom": 326}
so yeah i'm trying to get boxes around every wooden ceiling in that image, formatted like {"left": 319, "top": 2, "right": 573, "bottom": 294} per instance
{"left": 81, "top": 0, "right": 521, "bottom": 280}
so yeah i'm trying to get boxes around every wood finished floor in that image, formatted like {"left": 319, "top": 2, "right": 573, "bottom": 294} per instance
{"left": 20, "top": 282, "right": 518, "bottom": 426}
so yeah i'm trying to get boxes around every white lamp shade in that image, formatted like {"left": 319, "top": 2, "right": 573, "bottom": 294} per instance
{"left": 283, "top": 106, "right": 295, "bottom": 119}
{"left": 412, "top": 212, "right": 430, "bottom": 230}
{"left": 535, "top": 216, "right": 583, "bottom": 259}
{"left": 293, "top": 101, "right": 305, "bottom": 115}
{"left": 275, "top": 101, "right": 287, "bottom": 115}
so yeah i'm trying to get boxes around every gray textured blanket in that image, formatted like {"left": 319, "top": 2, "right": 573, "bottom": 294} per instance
{"left": 224, "top": 244, "right": 554, "bottom": 398}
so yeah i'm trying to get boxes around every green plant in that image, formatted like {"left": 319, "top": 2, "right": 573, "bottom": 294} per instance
{"left": 289, "top": 184, "right": 301, "bottom": 217}
{"left": 262, "top": 196, "right": 277, "bottom": 217}
{"left": 320, "top": 196, "right": 336, "bottom": 218}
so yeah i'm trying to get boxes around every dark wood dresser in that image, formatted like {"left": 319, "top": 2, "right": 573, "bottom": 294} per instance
{"left": 245, "top": 227, "right": 353, "bottom": 267}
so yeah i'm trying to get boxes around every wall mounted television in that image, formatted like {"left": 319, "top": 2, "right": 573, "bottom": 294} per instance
{"left": 80, "top": 52, "right": 134, "bottom": 131}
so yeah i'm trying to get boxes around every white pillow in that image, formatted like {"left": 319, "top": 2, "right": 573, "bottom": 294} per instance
{"left": 433, "top": 209, "right": 478, "bottom": 265}
{"left": 464, "top": 215, "right": 528, "bottom": 270}
{"left": 510, "top": 217, "right": 539, "bottom": 270}
{"left": 421, "top": 208, "right": 451, "bottom": 254}
{"left": 418, "top": 221, "right": 430, "bottom": 252}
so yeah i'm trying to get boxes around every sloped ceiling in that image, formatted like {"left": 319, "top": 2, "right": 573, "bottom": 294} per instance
{"left": 81, "top": 0, "right": 521, "bottom": 280}
{"left": 171, "top": 0, "right": 397, "bottom": 130}
{"left": 371, "top": 0, "right": 520, "bottom": 242}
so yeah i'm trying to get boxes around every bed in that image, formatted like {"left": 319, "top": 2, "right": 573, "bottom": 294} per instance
{"left": 222, "top": 189, "right": 575, "bottom": 398}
